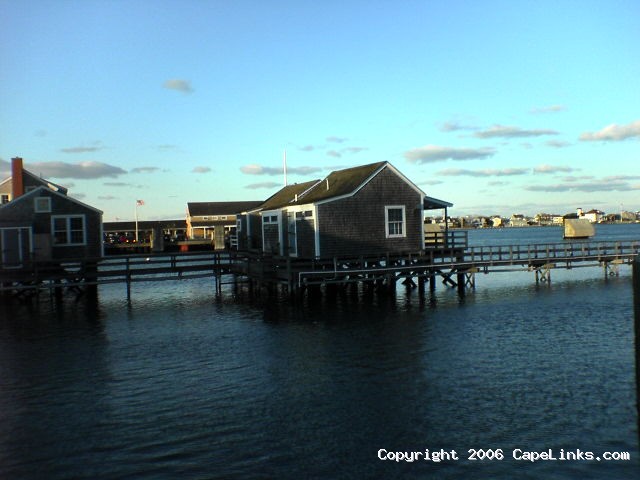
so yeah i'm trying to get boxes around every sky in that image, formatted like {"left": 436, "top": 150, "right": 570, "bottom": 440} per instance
{"left": 1, "top": 0, "right": 639, "bottom": 221}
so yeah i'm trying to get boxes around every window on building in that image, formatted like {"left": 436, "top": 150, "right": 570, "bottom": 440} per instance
{"left": 0, "top": 194, "right": 10, "bottom": 204}
{"left": 220, "top": 215, "right": 227, "bottom": 220}
{"left": 52, "top": 215, "right": 86, "bottom": 245}
{"left": 34, "top": 197, "right": 51, "bottom": 213}
{"left": 385, "top": 206, "right": 406, "bottom": 238}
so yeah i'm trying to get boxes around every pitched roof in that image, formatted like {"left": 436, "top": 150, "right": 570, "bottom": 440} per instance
{"left": 0, "top": 169, "right": 68, "bottom": 195}
{"left": 23, "top": 169, "right": 68, "bottom": 195}
{"left": 298, "top": 161, "right": 387, "bottom": 204}
{"left": 257, "top": 180, "right": 321, "bottom": 211}
{"left": 0, "top": 186, "right": 102, "bottom": 215}
{"left": 187, "top": 201, "right": 263, "bottom": 216}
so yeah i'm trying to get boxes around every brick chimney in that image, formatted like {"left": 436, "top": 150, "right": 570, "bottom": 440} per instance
{"left": 11, "top": 157, "right": 24, "bottom": 198}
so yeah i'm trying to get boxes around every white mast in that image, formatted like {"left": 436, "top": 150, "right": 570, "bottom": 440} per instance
{"left": 283, "top": 149, "right": 288, "bottom": 186}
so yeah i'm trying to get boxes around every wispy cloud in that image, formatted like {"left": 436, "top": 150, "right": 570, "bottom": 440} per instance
{"left": 244, "top": 181, "right": 282, "bottom": 189}
{"left": 326, "top": 136, "right": 348, "bottom": 143}
{"left": 60, "top": 141, "right": 105, "bottom": 154}
{"left": 163, "top": 79, "right": 194, "bottom": 94}
{"left": 299, "top": 145, "right": 315, "bottom": 152}
{"left": 533, "top": 164, "right": 576, "bottom": 174}
{"left": 474, "top": 125, "right": 559, "bottom": 139}
{"left": 0, "top": 158, "right": 9, "bottom": 177}
{"left": 404, "top": 145, "right": 495, "bottom": 163}
{"left": 530, "top": 105, "right": 567, "bottom": 114}
{"left": 192, "top": 166, "right": 211, "bottom": 174}
{"left": 131, "top": 167, "right": 161, "bottom": 174}
{"left": 155, "top": 144, "right": 180, "bottom": 152}
{"left": 437, "top": 168, "right": 528, "bottom": 177}
{"left": 240, "top": 164, "right": 322, "bottom": 176}
{"left": 525, "top": 179, "right": 637, "bottom": 192}
{"left": 579, "top": 119, "right": 640, "bottom": 141}
{"left": 103, "top": 182, "right": 143, "bottom": 188}
{"left": 327, "top": 150, "right": 342, "bottom": 158}
{"left": 545, "top": 140, "right": 571, "bottom": 148}
{"left": 29, "top": 161, "right": 126, "bottom": 179}
{"left": 438, "top": 121, "right": 478, "bottom": 132}
{"left": 98, "top": 195, "right": 118, "bottom": 200}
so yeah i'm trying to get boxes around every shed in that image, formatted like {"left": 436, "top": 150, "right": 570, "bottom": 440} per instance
{"left": 238, "top": 161, "right": 453, "bottom": 259}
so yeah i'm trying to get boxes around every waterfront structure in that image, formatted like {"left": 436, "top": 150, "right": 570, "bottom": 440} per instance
{"left": 238, "top": 161, "right": 452, "bottom": 258}
{"left": 186, "top": 201, "right": 262, "bottom": 249}
{"left": 0, "top": 158, "right": 103, "bottom": 267}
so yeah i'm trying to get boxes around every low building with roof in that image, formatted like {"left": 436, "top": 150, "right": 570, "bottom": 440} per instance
{"left": 238, "top": 161, "right": 453, "bottom": 258}
{"left": 186, "top": 201, "right": 262, "bottom": 250}
{"left": 0, "top": 157, "right": 103, "bottom": 268}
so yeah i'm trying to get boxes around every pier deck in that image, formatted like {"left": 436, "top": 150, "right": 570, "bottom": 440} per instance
{"left": 1, "top": 239, "right": 639, "bottom": 296}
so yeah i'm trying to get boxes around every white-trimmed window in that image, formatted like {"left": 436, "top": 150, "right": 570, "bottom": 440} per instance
{"left": 52, "top": 215, "right": 86, "bottom": 245}
{"left": 1, "top": 194, "right": 10, "bottom": 204}
{"left": 385, "top": 206, "right": 406, "bottom": 238}
{"left": 236, "top": 218, "right": 242, "bottom": 232}
{"left": 34, "top": 197, "right": 51, "bottom": 213}
{"left": 263, "top": 214, "right": 279, "bottom": 224}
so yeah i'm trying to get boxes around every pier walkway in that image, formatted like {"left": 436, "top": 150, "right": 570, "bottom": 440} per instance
{"left": 1, "top": 239, "right": 639, "bottom": 297}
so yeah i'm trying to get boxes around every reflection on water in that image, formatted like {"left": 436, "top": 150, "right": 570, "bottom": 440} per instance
{"left": 0, "top": 261, "right": 639, "bottom": 479}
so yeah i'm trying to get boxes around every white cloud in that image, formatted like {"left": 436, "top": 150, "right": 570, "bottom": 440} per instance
{"left": 29, "top": 161, "right": 127, "bottom": 179}
{"left": 437, "top": 168, "right": 528, "bottom": 177}
{"left": 404, "top": 145, "right": 495, "bottom": 163}
{"left": 192, "top": 166, "right": 211, "bottom": 174}
{"left": 579, "top": 120, "right": 640, "bottom": 141}
{"left": 545, "top": 140, "right": 571, "bottom": 148}
{"left": 326, "top": 136, "right": 348, "bottom": 143}
{"left": 474, "top": 125, "right": 558, "bottom": 138}
{"left": 240, "top": 164, "right": 322, "bottom": 176}
{"left": 244, "top": 181, "right": 282, "bottom": 189}
{"left": 131, "top": 167, "right": 161, "bottom": 173}
{"left": 530, "top": 105, "right": 567, "bottom": 114}
{"left": 163, "top": 79, "right": 194, "bottom": 94}
{"left": 533, "top": 164, "right": 576, "bottom": 174}
{"left": 438, "top": 121, "right": 478, "bottom": 132}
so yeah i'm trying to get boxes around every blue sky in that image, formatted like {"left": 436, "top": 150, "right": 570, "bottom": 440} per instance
{"left": 1, "top": 0, "right": 639, "bottom": 221}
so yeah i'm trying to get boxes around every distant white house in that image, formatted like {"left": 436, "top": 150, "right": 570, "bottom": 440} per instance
{"left": 577, "top": 208, "right": 604, "bottom": 223}
{"left": 509, "top": 214, "right": 529, "bottom": 227}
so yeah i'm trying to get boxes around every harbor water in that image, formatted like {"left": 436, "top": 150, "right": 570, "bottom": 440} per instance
{"left": 1, "top": 224, "right": 639, "bottom": 479}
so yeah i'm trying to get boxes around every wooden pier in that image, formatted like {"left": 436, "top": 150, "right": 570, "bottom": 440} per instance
{"left": 1, "top": 239, "right": 639, "bottom": 299}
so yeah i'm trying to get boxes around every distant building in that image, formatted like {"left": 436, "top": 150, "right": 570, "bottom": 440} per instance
{"left": 579, "top": 208, "right": 605, "bottom": 223}
{"left": 509, "top": 214, "right": 529, "bottom": 227}
{"left": 186, "top": 201, "right": 262, "bottom": 249}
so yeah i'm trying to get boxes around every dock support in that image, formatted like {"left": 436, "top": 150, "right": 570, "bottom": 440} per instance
{"left": 633, "top": 256, "right": 640, "bottom": 447}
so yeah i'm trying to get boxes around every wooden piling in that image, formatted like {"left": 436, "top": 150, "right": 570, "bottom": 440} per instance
{"left": 633, "top": 256, "right": 640, "bottom": 443}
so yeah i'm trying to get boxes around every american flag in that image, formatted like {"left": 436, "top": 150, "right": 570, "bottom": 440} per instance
{"left": 136, "top": 199, "right": 145, "bottom": 206}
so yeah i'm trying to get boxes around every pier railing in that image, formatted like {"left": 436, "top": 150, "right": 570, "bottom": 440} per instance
{"left": 424, "top": 230, "right": 468, "bottom": 249}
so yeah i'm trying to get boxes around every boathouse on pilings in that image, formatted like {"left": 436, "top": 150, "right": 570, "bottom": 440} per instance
{"left": 234, "top": 161, "right": 457, "bottom": 294}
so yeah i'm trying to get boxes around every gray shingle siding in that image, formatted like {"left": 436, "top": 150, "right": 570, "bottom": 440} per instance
{"left": 316, "top": 167, "right": 422, "bottom": 258}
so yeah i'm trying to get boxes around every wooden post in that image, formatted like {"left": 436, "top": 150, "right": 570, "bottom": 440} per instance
{"left": 125, "top": 257, "right": 131, "bottom": 301}
{"left": 633, "top": 256, "right": 640, "bottom": 442}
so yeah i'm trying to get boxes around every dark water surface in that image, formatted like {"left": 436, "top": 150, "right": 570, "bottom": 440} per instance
{"left": 1, "top": 225, "right": 639, "bottom": 479}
